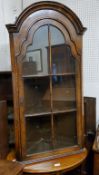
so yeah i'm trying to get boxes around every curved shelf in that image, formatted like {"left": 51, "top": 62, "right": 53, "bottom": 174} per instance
{"left": 23, "top": 148, "right": 87, "bottom": 174}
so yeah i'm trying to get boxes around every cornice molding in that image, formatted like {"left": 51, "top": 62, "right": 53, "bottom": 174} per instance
{"left": 6, "top": 1, "right": 86, "bottom": 35}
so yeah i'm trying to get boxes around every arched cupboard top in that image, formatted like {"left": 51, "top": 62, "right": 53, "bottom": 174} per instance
{"left": 7, "top": 1, "right": 86, "bottom": 60}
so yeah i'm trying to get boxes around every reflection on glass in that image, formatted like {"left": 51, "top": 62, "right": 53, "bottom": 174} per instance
{"left": 50, "top": 26, "right": 76, "bottom": 74}
{"left": 54, "top": 113, "right": 77, "bottom": 148}
{"left": 24, "top": 77, "right": 51, "bottom": 116}
{"left": 26, "top": 116, "right": 52, "bottom": 154}
{"left": 51, "top": 45, "right": 76, "bottom": 74}
{"left": 22, "top": 25, "right": 49, "bottom": 76}
{"left": 52, "top": 75, "right": 76, "bottom": 112}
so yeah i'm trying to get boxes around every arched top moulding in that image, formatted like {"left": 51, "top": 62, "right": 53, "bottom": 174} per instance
{"left": 6, "top": 1, "right": 86, "bottom": 35}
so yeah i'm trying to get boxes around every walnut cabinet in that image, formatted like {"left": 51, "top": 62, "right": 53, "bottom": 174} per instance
{"left": 6, "top": 1, "right": 87, "bottom": 174}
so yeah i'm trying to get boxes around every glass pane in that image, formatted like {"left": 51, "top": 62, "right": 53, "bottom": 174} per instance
{"left": 23, "top": 24, "right": 78, "bottom": 156}
{"left": 26, "top": 116, "right": 52, "bottom": 155}
{"left": 52, "top": 75, "right": 76, "bottom": 112}
{"left": 22, "top": 25, "right": 49, "bottom": 76}
{"left": 53, "top": 112, "right": 77, "bottom": 149}
{"left": 24, "top": 77, "right": 51, "bottom": 116}
{"left": 50, "top": 26, "right": 76, "bottom": 74}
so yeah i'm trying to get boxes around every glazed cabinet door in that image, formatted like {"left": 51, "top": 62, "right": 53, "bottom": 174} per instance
{"left": 17, "top": 23, "right": 79, "bottom": 159}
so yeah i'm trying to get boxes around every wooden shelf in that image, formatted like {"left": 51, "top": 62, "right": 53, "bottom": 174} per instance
{"left": 25, "top": 108, "right": 77, "bottom": 117}
{"left": 22, "top": 74, "right": 49, "bottom": 78}
{"left": 23, "top": 148, "right": 87, "bottom": 174}
{"left": 25, "top": 111, "right": 51, "bottom": 117}
{"left": 22, "top": 73, "right": 76, "bottom": 79}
